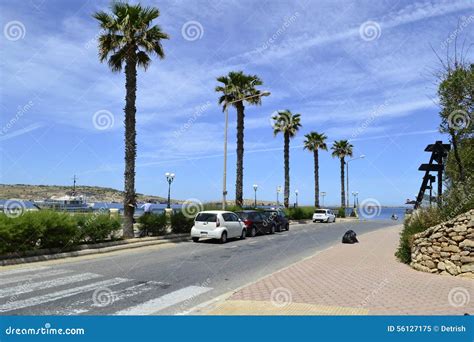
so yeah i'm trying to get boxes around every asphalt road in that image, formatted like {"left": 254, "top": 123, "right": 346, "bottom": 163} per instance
{"left": 0, "top": 219, "right": 400, "bottom": 315}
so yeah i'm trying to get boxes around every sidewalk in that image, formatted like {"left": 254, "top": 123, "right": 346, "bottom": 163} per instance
{"left": 198, "top": 225, "right": 473, "bottom": 315}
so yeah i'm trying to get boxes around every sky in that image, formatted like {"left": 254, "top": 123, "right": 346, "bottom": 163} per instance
{"left": 0, "top": 0, "right": 473, "bottom": 206}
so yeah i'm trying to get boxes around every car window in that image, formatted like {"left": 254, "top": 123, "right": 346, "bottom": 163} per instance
{"left": 230, "top": 213, "right": 240, "bottom": 221}
{"left": 222, "top": 213, "right": 231, "bottom": 221}
{"left": 195, "top": 213, "right": 217, "bottom": 222}
{"left": 279, "top": 211, "right": 286, "bottom": 218}
{"left": 236, "top": 212, "right": 249, "bottom": 220}
{"left": 314, "top": 210, "right": 327, "bottom": 214}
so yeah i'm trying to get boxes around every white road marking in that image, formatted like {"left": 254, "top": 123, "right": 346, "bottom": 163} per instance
{"left": 51, "top": 281, "right": 164, "bottom": 315}
{"left": 114, "top": 286, "right": 212, "bottom": 315}
{"left": 0, "top": 277, "right": 130, "bottom": 313}
{"left": 0, "top": 273, "right": 101, "bottom": 299}
{"left": 0, "top": 269, "right": 73, "bottom": 286}
{"left": 0, "top": 266, "right": 50, "bottom": 277}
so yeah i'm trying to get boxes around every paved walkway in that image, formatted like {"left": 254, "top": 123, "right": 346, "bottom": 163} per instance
{"left": 200, "top": 225, "right": 473, "bottom": 315}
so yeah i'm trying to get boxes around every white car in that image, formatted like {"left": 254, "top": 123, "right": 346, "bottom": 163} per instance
{"left": 190, "top": 211, "right": 247, "bottom": 243}
{"left": 313, "top": 209, "right": 336, "bottom": 223}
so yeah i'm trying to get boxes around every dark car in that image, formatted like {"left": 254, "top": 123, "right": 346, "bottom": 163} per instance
{"left": 262, "top": 209, "right": 289, "bottom": 232}
{"left": 235, "top": 210, "right": 275, "bottom": 237}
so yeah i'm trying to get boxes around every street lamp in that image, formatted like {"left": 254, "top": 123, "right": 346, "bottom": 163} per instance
{"left": 276, "top": 185, "right": 282, "bottom": 206}
{"left": 346, "top": 155, "right": 365, "bottom": 208}
{"left": 253, "top": 184, "right": 258, "bottom": 208}
{"left": 320, "top": 191, "right": 326, "bottom": 207}
{"left": 352, "top": 191, "right": 359, "bottom": 208}
{"left": 165, "top": 172, "right": 175, "bottom": 209}
{"left": 221, "top": 91, "right": 271, "bottom": 210}
{"left": 295, "top": 189, "right": 299, "bottom": 207}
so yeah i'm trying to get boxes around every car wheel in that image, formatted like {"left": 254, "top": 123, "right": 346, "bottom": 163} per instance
{"left": 220, "top": 231, "right": 227, "bottom": 244}
{"left": 326, "top": 218, "right": 330, "bottom": 223}
{"left": 240, "top": 229, "right": 246, "bottom": 239}
{"left": 270, "top": 224, "right": 275, "bottom": 234}
{"left": 286, "top": 224, "right": 289, "bottom": 231}
{"left": 250, "top": 226, "right": 257, "bottom": 237}
{"left": 192, "top": 237, "right": 199, "bottom": 243}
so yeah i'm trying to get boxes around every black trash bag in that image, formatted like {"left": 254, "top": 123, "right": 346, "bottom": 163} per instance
{"left": 342, "top": 230, "right": 359, "bottom": 244}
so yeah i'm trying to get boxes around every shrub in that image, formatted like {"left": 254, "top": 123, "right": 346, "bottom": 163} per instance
{"left": 170, "top": 211, "right": 194, "bottom": 234}
{"left": 76, "top": 213, "right": 121, "bottom": 243}
{"left": 138, "top": 213, "right": 168, "bottom": 236}
{"left": 395, "top": 208, "right": 443, "bottom": 264}
{"left": 36, "top": 211, "right": 78, "bottom": 249}
{"left": 337, "top": 207, "right": 346, "bottom": 218}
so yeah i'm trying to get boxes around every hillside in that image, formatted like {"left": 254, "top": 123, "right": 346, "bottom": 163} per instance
{"left": 0, "top": 184, "right": 169, "bottom": 203}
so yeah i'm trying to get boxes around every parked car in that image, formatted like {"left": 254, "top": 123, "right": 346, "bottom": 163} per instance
{"left": 235, "top": 210, "right": 275, "bottom": 237}
{"left": 262, "top": 209, "right": 289, "bottom": 232}
{"left": 190, "top": 211, "right": 246, "bottom": 243}
{"left": 312, "top": 209, "right": 336, "bottom": 223}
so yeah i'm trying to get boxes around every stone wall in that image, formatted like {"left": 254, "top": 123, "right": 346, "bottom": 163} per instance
{"left": 410, "top": 209, "right": 474, "bottom": 277}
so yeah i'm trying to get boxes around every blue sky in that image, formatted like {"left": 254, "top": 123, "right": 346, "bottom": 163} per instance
{"left": 1, "top": 0, "right": 473, "bottom": 206}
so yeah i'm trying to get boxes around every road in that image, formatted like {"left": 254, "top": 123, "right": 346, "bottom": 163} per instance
{"left": 0, "top": 220, "right": 399, "bottom": 315}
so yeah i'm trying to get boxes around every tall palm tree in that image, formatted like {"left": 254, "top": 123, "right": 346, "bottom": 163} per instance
{"left": 273, "top": 110, "right": 302, "bottom": 208}
{"left": 331, "top": 140, "right": 353, "bottom": 208}
{"left": 94, "top": 2, "right": 169, "bottom": 238}
{"left": 304, "top": 132, "right": 327, "bottom": 208}
{"left": 215, "top": 71, "right": 268, "bottom": 207}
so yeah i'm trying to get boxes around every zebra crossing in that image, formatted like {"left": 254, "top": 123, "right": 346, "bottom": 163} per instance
{"left": 0, "top": 266, "right": 212, "bottom": 315}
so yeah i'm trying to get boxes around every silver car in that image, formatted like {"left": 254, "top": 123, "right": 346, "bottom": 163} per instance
{"left": 190, "top": 211, "right": 247, "bottom": 243}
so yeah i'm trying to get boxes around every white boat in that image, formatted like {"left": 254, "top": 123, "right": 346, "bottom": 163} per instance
{"left": 34, "top": 194, "right": 93, "bottom": 212}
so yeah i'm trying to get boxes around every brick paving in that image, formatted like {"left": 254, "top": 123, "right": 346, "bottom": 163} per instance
{"left": 204, "top": 225, "right": 473, "bottom": 315}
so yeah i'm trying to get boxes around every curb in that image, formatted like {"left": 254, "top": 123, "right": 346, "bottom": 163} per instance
{"left": 0, "top": 234, "right": 190, "bottom": 266}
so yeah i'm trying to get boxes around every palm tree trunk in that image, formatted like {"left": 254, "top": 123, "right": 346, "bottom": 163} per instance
{"left": 122, "top": 53, "right": 137, "bottom": 238}
{"left": 314, "top": 150, "right": 319, "bottom": 208}
{"left": 340, "top": 157, "right": 345, "bottom": 208}
{"left": 235, "top": 101, "right": 245, "bottom": 207}
{"left": 284, "top": 132, "right": 290, "bottom": 208}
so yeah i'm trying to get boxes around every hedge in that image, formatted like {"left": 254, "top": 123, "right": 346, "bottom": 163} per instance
{"left": 137, "top": 213, "right": 167, "bottom": 236}
{"left": 0, "top": 211, "right": 121, "bottom": 255}
{"left": 170, "top": 211, "right": 194, "bottom": 234}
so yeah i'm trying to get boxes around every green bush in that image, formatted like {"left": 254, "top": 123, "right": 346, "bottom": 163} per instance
{"left": 337, "top": 207, "right": 346, "bottom": 218}
{"left": 138, "top": 213, "right": 168, "bottom": 236}
{"left": 76, "top": 213, "right": 121, "bottom": 243}
{"left": 395, "top": 208, "right": 443, "bottom": 264}
{"left": 36, "top": 211, "right": 78, "bottom": 249}
{"left": 170, "top": 211, "right": 194, "bottom": 234}
{"left": 285, "top": 207, "right": 313, "bottom": 220}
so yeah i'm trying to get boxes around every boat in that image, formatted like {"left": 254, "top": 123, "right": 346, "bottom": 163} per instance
{"left": 34, "top": 194, "right": 93, "bottom": 212}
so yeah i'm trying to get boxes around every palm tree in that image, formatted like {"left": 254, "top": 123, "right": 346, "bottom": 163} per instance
{"left": 304, "top": 132, "right": 327, "bottom": 208}
{"left": 331, "top": 140, "right": 353, "bottom": 208}
{"left": 94, "top": 2, "right": 169, "bottom": 238}
{"left": 215, "top": 71, "right": 268, "bottom": 207}
{"left": 273, "top": 110, "right": 302, "bottom": 208}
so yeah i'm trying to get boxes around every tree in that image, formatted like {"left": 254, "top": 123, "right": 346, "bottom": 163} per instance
{"left": 304, "top": 132, "right": 328, "bottom": 208}
{"left": 215, "top": 71, "right": 268, "bottom": 207}
{"left": 438, "top": 62, "right": 474, "bottom": 182}
{"left": 272, "top": 110, "right": 302, "bottom": 208}
{"left": 94, "top": 2, "right": 169, "bottom": 238}
{"left": 331, "top": 140, "right": 353, "bottom": 208}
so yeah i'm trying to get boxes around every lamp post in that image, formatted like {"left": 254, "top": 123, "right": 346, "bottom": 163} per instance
{"left": 320, "top": 191, "right": 326, "bottom": 207}
{"left": 253, "top": 184, "right": 258, "bottom": 208}
{"left": 165, "top": 172, "right": 175, "bottom": 209}
{"left": 346, "top": 155, "right": 365, "bottom": 208}
{"left": 352, "top": 191, "right": 359, "bottom": 208}
{"left": 221, "top": 91, "right": 270, "bottom": 210}
{"left": 295, "top": 189, "right": 299, "bottom": 207}
{"left": 276, "top": 186, "right": 282, "bottom": 206}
